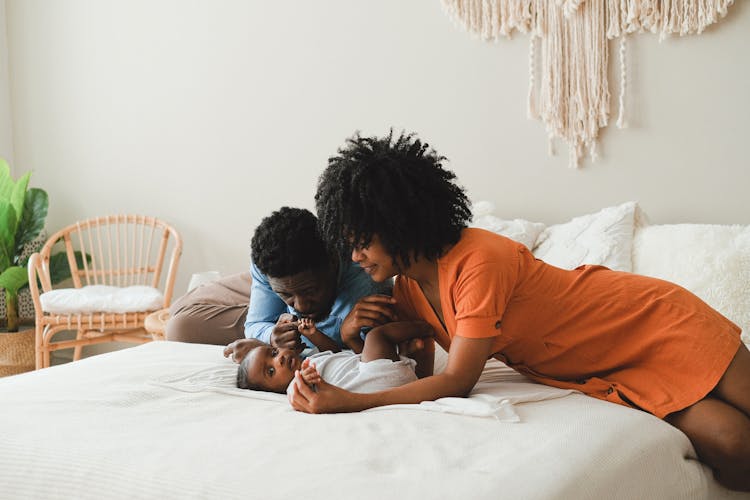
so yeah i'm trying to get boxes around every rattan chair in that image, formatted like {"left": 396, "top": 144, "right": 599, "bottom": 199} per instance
{"left": 27, "top": 215, "right": 183, "bottom": 369}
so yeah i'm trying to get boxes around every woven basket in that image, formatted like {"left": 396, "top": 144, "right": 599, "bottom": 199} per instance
{"left": 0, "top": 328, "right": 35, "bottom": 377}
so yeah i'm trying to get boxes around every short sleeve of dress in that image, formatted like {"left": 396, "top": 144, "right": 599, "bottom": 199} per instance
{"left": 451, "top": 255, "right": 519, "bottom": 340}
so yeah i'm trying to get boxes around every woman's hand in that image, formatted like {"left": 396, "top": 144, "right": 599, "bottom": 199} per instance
{"left": 340, "top": 295, "right": 397, "bottom": 352}
{"left": 287, "top": 370, "right": 362, "bottom": 414}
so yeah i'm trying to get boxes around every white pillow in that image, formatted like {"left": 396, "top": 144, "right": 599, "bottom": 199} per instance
{"left": 532, "top": 201, "right": 639, "bottom": 272}
{"left": 470, "top": 200, "right": 546, "bottom": 250}
{"left": 633, "top": 224, "right": 750, "bottom": 345}
{"left": 40, "top": 285, "right": 164, "bottom": 314}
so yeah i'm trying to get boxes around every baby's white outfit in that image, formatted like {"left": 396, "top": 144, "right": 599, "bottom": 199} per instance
{"left": 288, "top": 351, "right": 417, "bottom": 393}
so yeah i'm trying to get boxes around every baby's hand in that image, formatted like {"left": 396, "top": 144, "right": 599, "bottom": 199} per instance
{"left": 298, "top": 317, "right": 317, "bottom": 336}
{"left": 300, "top": 358, "right": 322, "bottom": 386}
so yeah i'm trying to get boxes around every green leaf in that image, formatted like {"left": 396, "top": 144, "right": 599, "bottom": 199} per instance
{"left": 0, "top": 265, "right": 29, "bottom": 296}
{"left": 0, "top": 159, "right": 13, "bottom": 202}
{"left": 15, "top": 187, "right": 48, "bottom": 253}
{"left": 0, "top": 200, "right": 17, "bottom": 270}
{"left": 46, "top": 251, "right": 90, "bottom": 285}
{"left": 48, "top": 251, "right": 72, "bottom": 284}
{"left": 9, "top": 171, "right": 30, "bottom": 228}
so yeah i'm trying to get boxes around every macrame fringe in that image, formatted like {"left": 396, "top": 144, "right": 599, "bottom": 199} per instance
{"left": 527, "top": 34, "right": 538, "bottom": 119}
{"left": 441, "top": 0, "right": 734, "bottom": 167}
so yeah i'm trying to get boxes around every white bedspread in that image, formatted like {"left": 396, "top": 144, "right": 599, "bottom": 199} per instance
{"left": 1, "top": 342, "right": 747, "bottom": 500}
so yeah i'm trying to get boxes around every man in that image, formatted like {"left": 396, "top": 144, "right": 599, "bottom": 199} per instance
{"left": 166, "top": 207, "right": 397, "bottom": 362}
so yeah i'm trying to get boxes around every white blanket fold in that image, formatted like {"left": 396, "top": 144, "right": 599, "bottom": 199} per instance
{"left": 151, "top": 356, "right": 575, "bottom": 422}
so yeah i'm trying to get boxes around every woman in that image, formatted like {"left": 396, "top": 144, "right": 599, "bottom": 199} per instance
{"left": 289, "top": 131, "right": 750, "bottom": 491}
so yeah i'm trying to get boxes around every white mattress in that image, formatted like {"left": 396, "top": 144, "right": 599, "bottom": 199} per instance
{"left": 1, "top": 341, "right": 747, "bottom": 500}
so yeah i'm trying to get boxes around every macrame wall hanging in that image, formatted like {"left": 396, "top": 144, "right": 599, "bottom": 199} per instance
{"left": 442, "top": 0, "right": 734, "bottom": 167}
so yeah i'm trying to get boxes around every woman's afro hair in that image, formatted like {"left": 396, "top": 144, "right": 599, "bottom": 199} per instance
{"left": 315, "top": 130, "right": 471, "bottom": 267}
{"left": 250, "top": 207, "right": 330, "bottom": 278}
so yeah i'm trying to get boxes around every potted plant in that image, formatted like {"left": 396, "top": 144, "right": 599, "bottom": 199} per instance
{"left": 0, "top": 159, "right": 50, "bottom": 331}
{"left": 0, "top": 159, "right": 79, "bottom": 375}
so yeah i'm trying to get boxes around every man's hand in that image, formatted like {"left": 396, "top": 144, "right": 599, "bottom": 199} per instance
{"left": 270, "top": 313, "right": 304, "bottom": 352}
{"left": 340, "top": 295, "right": 397, "bottom": 351}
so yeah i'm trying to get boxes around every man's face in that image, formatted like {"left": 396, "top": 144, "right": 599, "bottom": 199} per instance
{"left": 243, "top": 345, "right": 302, "bottom": 394}
{"left": 267, "top": 266, "right": 337, "bottom": 321}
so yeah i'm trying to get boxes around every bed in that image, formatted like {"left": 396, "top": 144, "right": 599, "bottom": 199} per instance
{"left": 2, "top": 202, "right": 749, "bottom": 499}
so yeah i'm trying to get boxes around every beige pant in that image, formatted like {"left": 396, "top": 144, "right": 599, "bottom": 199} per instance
{"left": 165, "top": 272, "right": 251, "bottom": 345}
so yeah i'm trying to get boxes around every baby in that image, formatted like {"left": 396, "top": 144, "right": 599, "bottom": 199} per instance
{"left": 235, "top": 321, "right": 434, "bottom": 395}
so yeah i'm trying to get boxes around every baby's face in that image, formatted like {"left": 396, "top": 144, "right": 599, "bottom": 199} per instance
{"left": 243, "top": 345, "right": 302, "bottom": 393}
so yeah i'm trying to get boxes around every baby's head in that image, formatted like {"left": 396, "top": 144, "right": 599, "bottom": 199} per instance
{"left": 236, "top": 342, "right": 303, "bottom": 394}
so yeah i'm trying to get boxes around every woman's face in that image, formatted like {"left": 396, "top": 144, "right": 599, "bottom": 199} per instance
{"left": 350, "top": 235, "right": 400, "bottom": 282}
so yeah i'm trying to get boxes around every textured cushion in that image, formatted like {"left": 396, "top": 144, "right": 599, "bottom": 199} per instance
{"left": 532, "top": 201, "right": 639, "bottom": 272}
{"left": 633, "top": 224, "right": 750, "bottom": 344}
{"left": 40, "top": 285, "right": 164, "bottom": 314}
{"left": 470, "top": 201, "right": 546, "bottom": 250}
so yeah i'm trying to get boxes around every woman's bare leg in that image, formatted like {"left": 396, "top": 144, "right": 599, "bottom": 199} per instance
{"left": 712, "top": 343, "right": 750, "bottom": 417}
{"left": 665, "top": 345, "right": 750, "bottom": 491}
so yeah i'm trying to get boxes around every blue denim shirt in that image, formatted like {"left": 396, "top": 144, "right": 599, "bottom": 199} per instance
{"left": 244, "top": 259, "right": 392, "bottom": 349}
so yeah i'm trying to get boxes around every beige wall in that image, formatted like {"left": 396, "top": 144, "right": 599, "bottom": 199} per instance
{"left": 5, "top": 0, "right": 750, "bottom": 293}
{"left": 0, "top": 0, "right": 13, "bottom": 164}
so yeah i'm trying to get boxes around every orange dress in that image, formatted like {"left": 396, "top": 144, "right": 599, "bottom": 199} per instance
{"left": 393, "top": 228, "right": 742, "bottom": 418}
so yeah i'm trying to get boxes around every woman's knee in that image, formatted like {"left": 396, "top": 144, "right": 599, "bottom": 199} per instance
{"left": 711, "top": 423, "right": 750, "bottom": 465}
{"left": 165, "top": 311, "right": 241, "bottom": 345}
{"left": 165, "top": 314, "right": 208, "bottom": 343}
{"left": 695, "top": 415, "right": 750, "bottom": 490}
{"left": 667, "top": 398, "right": 750, "bottom": 469}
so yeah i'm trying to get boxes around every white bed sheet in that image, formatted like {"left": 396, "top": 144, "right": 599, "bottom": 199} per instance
{"left": 1, "top": 342, "right": 747, "bottom": 500}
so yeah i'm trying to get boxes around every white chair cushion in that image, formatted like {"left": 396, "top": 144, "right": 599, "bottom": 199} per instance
{"left": 40, "top": 285, "right": 164, "bottom": 314}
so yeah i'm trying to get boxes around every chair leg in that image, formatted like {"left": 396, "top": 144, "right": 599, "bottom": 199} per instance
{"left": 73, "top": 329, "right": 84, "bottom": 361}
{"left": 35, "top": 324, "right": 43, "bottom": 370}
{"left": 36, "top": 348, "right": 44, "bottom": 370}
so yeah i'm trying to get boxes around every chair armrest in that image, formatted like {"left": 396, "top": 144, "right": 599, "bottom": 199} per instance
{"left": 27, "top": 253, "right": 49, "bottom": 318}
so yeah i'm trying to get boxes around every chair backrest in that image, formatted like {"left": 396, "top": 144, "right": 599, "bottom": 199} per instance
{"left": 36, "top": 215, "right": 183, "bottom": 305}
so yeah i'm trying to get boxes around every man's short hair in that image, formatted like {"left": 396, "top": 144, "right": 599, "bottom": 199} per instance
{"left": 251, "top": 207, "right": 331, "bottom": 278}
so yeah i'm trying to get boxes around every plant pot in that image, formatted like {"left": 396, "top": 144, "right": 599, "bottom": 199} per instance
{"left": 0, "top": 327, "right": 35, "bottom": 377}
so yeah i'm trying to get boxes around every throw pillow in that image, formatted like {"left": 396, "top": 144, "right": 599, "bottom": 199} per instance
{"left": 532, "top": 201, "right": 639, "bottom": 272}
{"left": 470, "top": 201, "right": 546, "bottom": 250}
{"left": 633, "top": 224, "right": 750, "bottom": 345}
